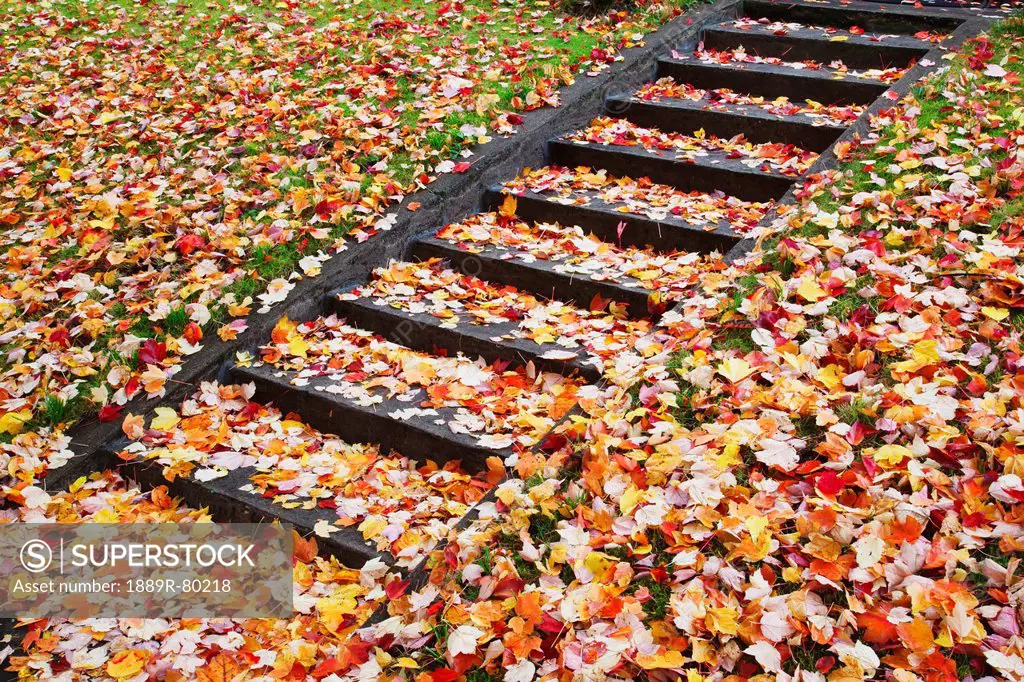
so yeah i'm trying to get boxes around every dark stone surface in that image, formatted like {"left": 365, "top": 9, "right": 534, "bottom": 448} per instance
{"left": 412, "top": 237, "right": 658, "bottom": 319}
{"left": 483, "top": 186, "right": 741, "bottom": 254}
{"left": 701, "top": 24, "right": 930, "bottom": 70}
{"left": 232, "top": 363, "right": 519, "bottom": 471}
{"left": 549, "top": 138, "right": 796, "bottom": 203}
{"left": 742, "top": 0, "right": 968, "bottom": 30}
{"left": 330, "top": 291, "right": 603, "bottom": 381}
{"left": 657, "top": 57, "right": 889, "bottom": 105}
{"left": 721, "top": 10, "right": 995, "bottom": 266}
{"left": 608, "top": 94, "right": 846, "bottom": 152}
{"left": 113, "top": 452, "right": 393, "bottom": 567}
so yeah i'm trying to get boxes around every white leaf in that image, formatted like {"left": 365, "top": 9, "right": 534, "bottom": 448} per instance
{"left": 985, "top": 63, "right": 1008, "bottom": 78}
{"left": 504, "top": 660, "right": 537, "bottom": 682}
{"left": 754, "top": 438, "right": 799, "bottom": 472}
{"left": 194, "top": 468, "right": 228, "bottom": 482}
{"left": 313, "top": 519, "right": 339, "bottom": 538}
{"left": 447, "top": 625, "right": 483, "bottom": 657}
{"left": 22, "top": 485, "right": 51, "bottom": 509}
{"left": 745, "top": 641, "right": 782, "bottom": 674}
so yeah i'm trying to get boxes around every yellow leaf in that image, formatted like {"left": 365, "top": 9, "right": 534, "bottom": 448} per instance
{"left": 912, "top": 339, "right": 940, "bottom": 363}
{"left": 707, "top": 606, "right": 740, "bottom": 635}
{"left": 982, "top": 306, "right": 1009, "bottom": 321}
{"left": 892, "top": 339, "right": 940, "bottom": 374}
{"left": 746, "top": 515, "right": 769, "bottom": 543}
{"left": 874, "top": 444, "right": 914, "bottom": 468}
{"left": 395, "top": 658, "right": 420, "bottom": 669}
{"left": 280, "top": 419, "right": 306, "bottom": 432}
{"left": 57, "top": 166, "right": 72, "bottom": 182}
{"left": 106, "top": 649, "right": 150, "bottom": 679}
{"left": 97, "top": 110, "right": 123, "bottom": 125}
{"left": 584, "top": 551, "right": 615, "bottom": 579}
{"left": 717, "top": 357, "right": 753, "bottom": 383}
{"left": 619, "top": 485, "right": 643, "bottom": 514}
{"left": 637, "top": 650, "right": 686, "bottom": 670}
{"left": 288, "top": 335, "right": 310, "bottom": 359}
{"left": 0, "top": 409, "right": 32, "bottom": 435}
{"left": 817, "top": 364, "right": 845, "bottom": 390}
{"left": 796, "top": 277, "right": 828, "bottom": 303}
{"left": 150, "top": 407, "right": 180, "bottom": 432}
{"left": 358, "top": 516, "right": 387, "bottom": 540}
{"left": 316, "top": 593, "right": 360, "bottom": 633}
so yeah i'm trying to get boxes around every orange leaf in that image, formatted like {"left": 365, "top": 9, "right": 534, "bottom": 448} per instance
{"left": 197, "top": 652, "right": 247, "bottom": 682}
{"left": 293, "top": 530, "right": 318, "bottom": 564}
{"left": 857, "top": 611, "right": 899, "bottom": 645}
{"left": 498, "top": 193, "right": 517, "bottom": 218}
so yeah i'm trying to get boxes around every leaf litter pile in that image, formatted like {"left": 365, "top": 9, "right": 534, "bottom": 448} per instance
{"left": 8, "top": 8, "right": 1024, "bottom": 682}
{"left": 0, "top": 0, "right": 685, "bottom": 500}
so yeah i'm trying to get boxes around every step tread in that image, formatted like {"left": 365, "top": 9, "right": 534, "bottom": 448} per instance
{"left": 619, "top": 88, "right": 851, "bottom": 130}
{"left": 684, "top": 47, "right": 907, "bottom": 84}
{"left": 741, "top": 0, "right": 970, "bottom": 28}
{"left": 713, "top": 17, "right": 944, "bottom": 49}
{"left": 250, "top": 315, "right": 583, "bottom": 453}
{"left": 483, "top": 185, "right": 746, "bottom": 255}
{"left": 559, "top": 118, "right": 817, "bottom": 178}
{"left": 501, "top": 166, "right": 768, "bottom": 232}
{"left": 331, "top": 259, "right": 656, "bottom": 379}
{"left": 660, "top": 53, "right": 892, "bottom": 87}
{"left": 500, "top": 185, "right": 744, "bottom": 238}
{"left": 554, "top": 136, "right": 803, "bottom": 182}
{"left": 423, "top": 213, "right": 712, "bottom": 305}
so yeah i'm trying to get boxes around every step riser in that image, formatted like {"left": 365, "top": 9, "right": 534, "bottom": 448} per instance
{"left": 741, "top": 0, "right": 964, "bottom": 33}
{"left": 412, "top": 239, "right": 655, "bottom": 320}
{"left": 231, "top": 365, "right": 502, "bottom": 472}
{"left": 657, "top": 59, "right": 888, "bottom": 105}
{"left": 330, "top": 297, "right": 601, "bottom": 381}
{"left": 702, "top": 27, "right": 929, "bottom": 70}
{"left": 609, "top": 97, "right": 843, "bottom": 152}
{"left": 482, "top": 188, "right": 739, "bottom": 254}
{"left": 549, "top": 140, "right": 792, "bottom": 204}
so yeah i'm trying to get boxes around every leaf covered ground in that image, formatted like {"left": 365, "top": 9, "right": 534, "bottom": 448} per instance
{"left": 7, "top": 6, "right": 1024, "bottom": 682}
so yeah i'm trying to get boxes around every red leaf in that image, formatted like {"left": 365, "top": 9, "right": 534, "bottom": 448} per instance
{"left": 311, "top": 658, "right": 344, "bottom": 679}
{"left": 385, "top": 579, "right": 410, "bottom": 600}
{"left": 816, "top": 471, "right": 845, "bottom": 496}
{"left": 139, "top": 340, "right": 167, "bottom": 366}
{"left": 175, "top": 233, "right": 206, "bottom": 256}
{"left": 453, "top": 161, "right": 472, "bottom": 173}
{"left": 98, "top": 404, "right": 123, "bottom": 422}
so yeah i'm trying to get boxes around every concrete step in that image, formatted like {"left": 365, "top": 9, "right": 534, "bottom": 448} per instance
{"left": 702, "top": 22, "right": 930, "bottom": 70}
{"left": 606, "top": 92, "right": 846, "bottom": 152}
{"left": 482, "top": 185, "right": 742, "bottom": 254}
{"left": 413, "top": 236, "right": 658, "bottom": 319}
{"left": 119, "top": 454, "right": 393, "bottom": 568}
{"left": 656, "top": 56, "right": 889, "bottom": 105}
{"left": 231, "top": 362, "right": 517, "bottom": 470}
{"left": 329, "top": 260, "right": 657, "bottom": 381}
{"left": 549, "top": 137, "right": 796, "bottom": 203}
{"left": 740, "top": 0, "right": 965, "bottom": 34}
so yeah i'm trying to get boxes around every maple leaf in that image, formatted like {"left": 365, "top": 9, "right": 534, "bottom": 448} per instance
{"left": 197, "top": 653, "right": 248, "bottom": 682}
